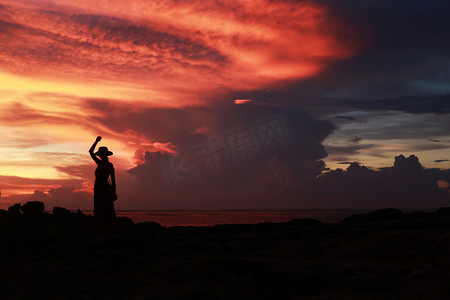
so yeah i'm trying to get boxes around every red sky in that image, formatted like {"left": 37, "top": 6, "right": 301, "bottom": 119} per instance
{"left": 0, "top": 0, "right": 449, "bottom": 210}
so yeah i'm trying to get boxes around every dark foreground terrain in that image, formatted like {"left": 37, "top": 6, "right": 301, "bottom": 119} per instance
{"left": 1, "top": 203, "right": 450, "bottom": 299}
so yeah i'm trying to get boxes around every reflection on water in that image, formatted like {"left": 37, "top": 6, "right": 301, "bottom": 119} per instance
{"left": 108, "top": 210, "right": 370, "bottom": 227}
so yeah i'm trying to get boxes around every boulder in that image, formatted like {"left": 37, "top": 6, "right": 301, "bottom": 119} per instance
{"left": 136, "top": 222, "right": 164, "bottom": 232}
{"left": 343, "top": 208, "right": 404, "bottom": 223}
{"left": 21, "top": 201, "right": 45, "bottom": 216}
{"left": 436, "top": 207, "right": 450, "bottom": 216}
{"left": 53, "top": 206, "right": 72, "bottom": 217}
{"left": 8, "top": 203, "right": 22, "bottom": 216}
{"left": 116, "top": 216, "right": 135, "bottom": 228}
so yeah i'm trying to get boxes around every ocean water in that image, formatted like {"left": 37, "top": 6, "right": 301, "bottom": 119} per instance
{"left": 111, "top": 210, "right": 370, "bottom": 227}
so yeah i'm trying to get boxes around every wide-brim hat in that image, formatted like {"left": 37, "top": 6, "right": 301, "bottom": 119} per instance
{"left": 95, "top": 146, "right": 113, "bottom": 156}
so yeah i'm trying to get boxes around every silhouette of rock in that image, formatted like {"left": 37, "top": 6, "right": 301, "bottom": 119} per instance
{"left": 20, "top": 201, "right": 45, "bottom": 216}
{"left": 368, "top": 207, "right": 404, "bottom": 219}
{"left": 343, "top": 207, "right": 404, "bottom": 223}
{"left": 1, "top": 205, "right": 450, "bottom": 299}
{"left": 8, "top": 203, "right": 22, "bottom": 216}
{"left": 115, "top": 216, "right": 135, "bottom": 230}
{"left": 436, "top": 207, "right": 450, "bottom": 215}
{"left": 136, "top": 221, "right": 165, "bottom": 232}
{"left": 53, "top": 206, "right": 72, "bottom": 217}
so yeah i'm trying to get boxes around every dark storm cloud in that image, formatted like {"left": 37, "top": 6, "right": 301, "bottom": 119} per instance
{"left": 313, "top": 155, "right": 442, "bottom": 195}
{"left": 325, "top": 144, "right": 375, "bottom": 155}
{"left": 81, "top": 101, "right": 334, "bottom": 208}
{"left": 348, "top": 137, "right": 362, "bottom": 144}
{"left": 314, "top": 155, "right": 449, "bottom": 208}
{"left": 80, "top": 98, "right": 450, "bottom": 209}
{"left": 84, "top": 100, "right": 334, "bottom": 161}
{"left": 334, "top": 116, "right": 356, "bottom": 121}
{"left": 323, "top": 112, "right": 450, "bottom": 152}
{"left": 328, "top": 95, "right": 450, "bottom": 115}
{"left": 229, "top": 91, "right": 450, "bottom": 117}
{"left": 435, "top": 159, "right": 449, "bottom": 163}
{"left": 260, "top": 154, "right": 449, "bottom": 208}
{"left": 307, "top": 0, "right": 450, "bottom": 98}
{"left": 227, "top": 1, "right": 450, "bottom": 117}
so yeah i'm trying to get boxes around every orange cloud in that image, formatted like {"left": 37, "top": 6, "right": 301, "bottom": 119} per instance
{"left": 0, "top": 0, "right": 357, "bottom": 104}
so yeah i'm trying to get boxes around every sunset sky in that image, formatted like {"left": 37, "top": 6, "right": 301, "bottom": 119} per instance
{"left": 1, "top": 0, "right": 449, "bottom": 210}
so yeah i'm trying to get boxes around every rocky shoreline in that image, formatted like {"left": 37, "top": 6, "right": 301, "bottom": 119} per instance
{"left": 1, "top": 201, "right": 450, "bottom": 299}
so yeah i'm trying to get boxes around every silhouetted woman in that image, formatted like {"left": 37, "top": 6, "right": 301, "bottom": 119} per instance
{"left": 89, "top": 136, "right": 117, "bottom": 234}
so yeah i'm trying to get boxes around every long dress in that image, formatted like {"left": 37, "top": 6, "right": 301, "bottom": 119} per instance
{"left": 94, "top": 162, "right": 116, "bottom": 233}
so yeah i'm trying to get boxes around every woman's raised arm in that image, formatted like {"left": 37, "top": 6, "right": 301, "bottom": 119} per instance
{"left": 89, "top": 136, "right": 102, "bottom": 164}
